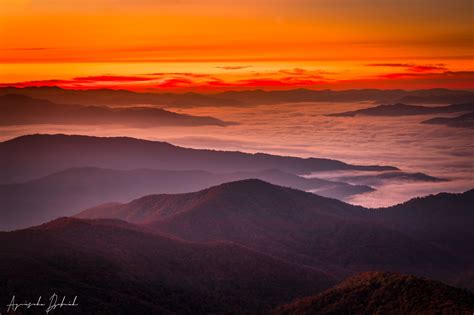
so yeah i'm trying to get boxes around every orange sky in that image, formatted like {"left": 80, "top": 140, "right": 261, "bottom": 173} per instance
{"left": 0, "top": 0, "right": 473, "bottom": 91}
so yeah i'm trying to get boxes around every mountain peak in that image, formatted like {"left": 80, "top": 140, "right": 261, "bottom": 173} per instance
{"left": 209, "top": 178, "right": 284, "bottom": 192}
{"left": 76, "top": 178, "right": 361, "bottom": 231}
{"left": 273, "top": 271, "right": 474, "bottom": 314}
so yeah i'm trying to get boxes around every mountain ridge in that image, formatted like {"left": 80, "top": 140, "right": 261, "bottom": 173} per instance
{"left": 76, "top": 179, "right": 468, "bottom": 284}
{"left": 0, "top": 93, "right": 234, "bottom": 127}
{"left": 0, "top": 215, "right": 335, "bottom": 314}
{"left": 0, "top": 133, "right": 398, "bottom": 185}
{"left": 422, "top": 111, "right": 474, "bottom": 129}
{"left": 327, "top": 102, "right": 474, "bottom": 117}
{"left": 271, "top": 271, "right": 474, "bottom": 314}
{"left": 1, "top": 86, "right": 473, "bottom": 107}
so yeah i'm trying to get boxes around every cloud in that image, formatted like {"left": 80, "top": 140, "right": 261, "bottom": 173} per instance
{"left": 205, "top": 77, "right": 326, "bottom": 88}
{"left": 278, "top": 68, "right": 308, "bottom": 75}
{"left": 1, "top": 70, "right": 473, "bottom": 92}
{"left": 145, "top": 72, "right": 212, "bottom": 78}
{"left": 377, "top": 70, "right": 474, "bottom": 80}
{"left": 0, "top": 74, "right": 211, "bottom": 90}
{"left": 367, "top": 63, "right": 448, "bottom": 73}
{"left": 1, "top": 47, "right": 49, "bottom": 51}
{"left": 216, "top": 66, "right": 252, "bottom": 70}
{"left": 276, "top": 68, "right": 333, "bottom": 79}
{"left": 330, "top": 70, "right": 474, "bottom": 89}
{"left": 73, "top": 75, "right": 156, "bottom": 82}
{"left": 154, "top": 78, "right": 195, "bottom": 88}
{"left": 237, "top": 78, "right": 325, "bottom": 87}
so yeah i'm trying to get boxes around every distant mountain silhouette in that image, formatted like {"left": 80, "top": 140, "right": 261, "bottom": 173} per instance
{"left": 328, "top": 102, "right": 474, "bottom": 117}
{"left": 0, "top": 134, "right": 397, "bottom": 184}
{"left": 0, "top": 167, "right": 373, "bottom": 230}
{"left": 77, "top": 179, "right": 469, "bottom": 284}
{"left": 217, "top": 88, "right": 474, "bottom": 106}
{"left": 0, "top": 87, "right": 472, "bottom": 107}
{"left": 397, "top": 94, "right": 474, "bottom": 104}
{"left": 422, "top": 112, "right": 474, "bottom": 129}
{"left": 330, "top": 171, "right": 448, "bottom": 186}
{"left": 0, "top": 86, "right": 242, "bottom": 107}
{"left": 230, "top": 169, "right": 374, "bottom": 198}
{"left": 272, "top": 272, "right": 474, "bottom": 314}
{"left": 0, "top": 94, "right": 233, "bottom": 127}
{"left": 0, "top": 217, "right": 334, "bottom": 314}
{"left": 394, "top": 88, "right": 474, "bottom": 104}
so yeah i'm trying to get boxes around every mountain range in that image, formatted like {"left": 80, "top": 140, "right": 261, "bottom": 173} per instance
{"left": 216, "top": 88, "right": 474, "bottom": 106}
{"left": 422, "top": 111, "right": 474, "bottom": 129}
{"left": 76, "top": 179, "right": 473, "bottom": 288}
{"left": 1, "top": 131, "right": 472, "bottom": 313}
{"left": 1, "top": 86, "right": 472, "bottom": 107}
{"left": 1, "top": 179, "right": 472, "bottom": 313}
{"left": 0, "top": 167, "right": 373, "bottom": 230}
{"left": 0, "top": 86, "right": 242, "bottom": 107}
{"left": 326, "top": 171, "right": 447, "bottom": 186}
{"left": 0, "top": 94, "right": 233, "bottom": 127}
{"left": 0, "top": 134, "right": 397, "bottom": 184}
{"left": 327, "top": 102, "right": 474, "bottom": 117}
{"left": 0, "top": 217, "right": 333, "bottom": 314}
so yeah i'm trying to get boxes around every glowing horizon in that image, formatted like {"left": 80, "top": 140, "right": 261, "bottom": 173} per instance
{"left": 1, "top": 0, "right": 473, "bottom": 91}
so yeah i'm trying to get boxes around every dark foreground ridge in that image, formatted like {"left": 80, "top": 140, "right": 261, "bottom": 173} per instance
{"left": 0, "top": 216, "right": 333, "bottom": 314}
{"left": 77, "top": 179, "right": 474, "bottom": 289}
{"left": 1, "top": 179, "right": 473, "bottom": 313}
{"left": 271, "top": 272, "right": 474, "bottom": 315}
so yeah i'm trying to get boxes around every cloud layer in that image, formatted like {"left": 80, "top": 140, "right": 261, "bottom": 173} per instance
{"left": 1, "top": 64, "right": 473, "bottom": 91}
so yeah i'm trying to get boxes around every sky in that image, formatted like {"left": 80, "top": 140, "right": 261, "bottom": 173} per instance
{"left": 1, "top": 0, "right": 473, "bottom": 91}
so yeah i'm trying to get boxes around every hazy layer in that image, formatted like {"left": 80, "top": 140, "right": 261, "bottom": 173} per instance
{"left": 1, "top": 101, "right": 472, "bottom": 207}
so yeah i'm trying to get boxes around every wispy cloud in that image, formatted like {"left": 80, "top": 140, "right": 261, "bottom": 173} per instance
{"left": 216, "top": 66, "right": 252, "bottom": 70}
{"left": 367, "top": 63, "right": 448, "bottom": 73}
{"left": 145, "top": 72, "right": 212, "bottom": 78}
{"left": 1, "top": 70, "right": 473, "bottom": 91}
{"left": 74, "top": 75, "right": 156, "bottom": 82}
{"left": 377, "top": 70, "right": 474, "bottom": 80}
{"left": 1, "top": 47, "right": 49, "bottom": 51}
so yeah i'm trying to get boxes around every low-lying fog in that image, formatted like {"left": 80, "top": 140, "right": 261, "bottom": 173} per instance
{"left": 1, "top": 101, "right": 472, "bottom": 207}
